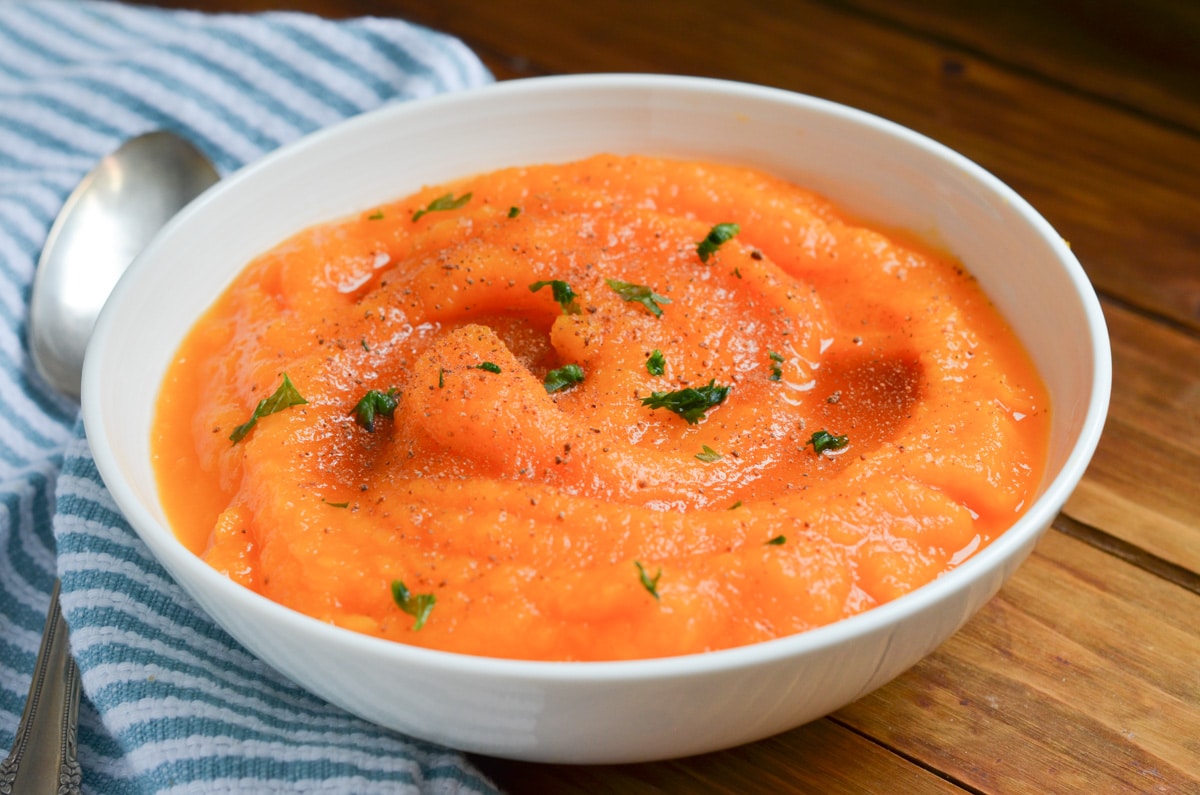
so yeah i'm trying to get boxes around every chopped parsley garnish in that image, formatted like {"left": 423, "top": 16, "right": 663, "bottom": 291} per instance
{"left": 544, "top": 363, "right": 585, "bottom": 393}
{"left": 765, "top": 534, "right": 786, "bottom": 546}
{"left": 323, "top": 499, "right": 350, "bottom": 509}
{"left": 697, "top": 222, "right": 740, "bottom": 263}
{"left": 367, "top": 209, "right": 384, "bottom": 220}
{"left": 641, "top": 379, "right": 730, "bottom": 424}
{"left": 508, "top": 206, "right": 521, "bottom": 218}
{"left": 229, "top": 373, "right": 307, "bottom": 444}
{"left": 529, "top": 279, "right": 581, "bottom": 314}
{"left": 361, "top": 338, "right": 370, "bottom": 351}
{"left": 768, "top": 350, "right": 784, "bottom": 381}
{"left": 605, "top": 278, "right": 671, "bottom": 317}
{"left": 438, "top": 368, "right": 445, "bottom": 388}
{"left": 476, "top": 361, "right": 502, "bottom": 374}
{"left": 729, "top": 500, "right": 743, "bottom": 510}
{"left": 390, "top": 580, "right": 436, "bottom": 631}
{"left": 634, "top": 561, "right": 661, "bottom": 600}
{"left": 352, "top": 387, "right": 398, "bottom": 432}
{"left": 411, "top": 191, "right": 472, "bottom": 222}
{"left": 646, "top": 349, "right": 666, "bottom": 376}
{"left": 807, "top": 429, "right": 850, "bottom": 455}
{"left": 695, "top": 445, "right": 723, "bottom": 463}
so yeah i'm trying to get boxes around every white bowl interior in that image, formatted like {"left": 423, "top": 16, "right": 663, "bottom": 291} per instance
{"left": 82, "top": 74, "right": 1110, "bottom": 763}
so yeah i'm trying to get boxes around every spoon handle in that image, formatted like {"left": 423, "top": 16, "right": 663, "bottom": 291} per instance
{"left": 1, "top": 579, "right": 82, "bottom": 794}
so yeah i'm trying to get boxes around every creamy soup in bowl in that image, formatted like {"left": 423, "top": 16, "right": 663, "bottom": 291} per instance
{"left": 83, "top": 74, "right": 1109, "bottom": 763}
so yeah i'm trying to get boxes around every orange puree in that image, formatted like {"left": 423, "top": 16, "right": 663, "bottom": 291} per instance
{"left": 152, "top": 155, "right": 1050, "bottom": 661}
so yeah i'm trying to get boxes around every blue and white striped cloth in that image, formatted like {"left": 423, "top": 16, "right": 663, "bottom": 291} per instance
{"left": 0, "top": 2, "right": 500, "bottom": 791}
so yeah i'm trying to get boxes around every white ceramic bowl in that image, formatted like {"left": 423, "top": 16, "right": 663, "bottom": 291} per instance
{"left": 82, "top": 74, "right": 1110, "bottom": 764}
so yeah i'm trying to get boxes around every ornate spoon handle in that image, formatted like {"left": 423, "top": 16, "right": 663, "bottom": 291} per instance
{"left": 1, "top": 579, "right": 82, "bottom": 795}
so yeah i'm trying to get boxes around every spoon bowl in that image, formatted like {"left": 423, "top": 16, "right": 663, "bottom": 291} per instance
{"left": 29, "top": 131, "right": 219, "bottom": 400}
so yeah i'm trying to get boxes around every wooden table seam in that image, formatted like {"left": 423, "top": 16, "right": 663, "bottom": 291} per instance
{"left": 828, "top": 714, "right": 986, "bottom": 795}
{"left": 1053, "top": 513, "right": 1200, "bottom": 596}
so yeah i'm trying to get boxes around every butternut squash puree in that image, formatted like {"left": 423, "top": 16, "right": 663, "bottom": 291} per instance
{"left": 152, "top": 155, "right": 1050, "bottom": 661}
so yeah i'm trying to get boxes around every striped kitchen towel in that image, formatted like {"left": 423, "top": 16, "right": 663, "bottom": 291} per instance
{"left": 0, "top": 1, "right": 499, "bottom": 792}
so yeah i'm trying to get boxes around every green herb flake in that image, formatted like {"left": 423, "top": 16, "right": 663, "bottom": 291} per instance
{"left": 733, "top": 267, "right": 742, "bottom": 279}
{"left": 646, "top": 349, "right": 666, "bottom": 377}
{"left": 438, "top": 368, "right": 445, "bottom": 388}
{"left": 352, "top": 387, "right": 398, "bottom": 432}
{"left": 229, "top": 373, "right": 307, "bottom": 444}
{"left": 367, "top": 209, "right": 384, "bottom": 220}
{"left": 641, "top": 379, "right": 731, "bottom": 424}
{"left": 765, "top": 534, "right": 787, "bottom": 546}
{"left": 544, "top": 363, "right": 585, "bottom": 394}
{"left": 323, "top": 499, "right": 350, "bottom": 509}
{"left": 729, "top": 500, "right": 743, "bottom": 510}
{"left": 412, "top": 191, "right": 472, "bottom": 222}
{"left": 529, "top": 279, "right": 581, "bottom": 314}
{"left": 695, "top": 445, "right": 723, "bottom": 463}
{"left": 605, "top": 278, "right": 671, "bottom": 317}
{"left": 697, "top": 222, "right": 740, "bottom": 263}
{"left": 634, "top": 561, "right": 662, "bottom": 601}
{"left": 477, "top": 361, "right": 502, "bottom": 374}
{"left": 508, "top": 206, "right": 521, "bottom": 218}
{"left": 361, "top": 338, "right": 370, "bottom": 352}
{"left": 390, "top": 580, "right": 436, "bottom": 630}
{"left": 807, "top": 429, "right": 850, "bottom": 455}
{"left": 768, "top": 350, "right": 784, "bottom": 381}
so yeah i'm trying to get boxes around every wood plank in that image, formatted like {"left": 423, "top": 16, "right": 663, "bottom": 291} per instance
{"left": 836, "top": 0, "right": 1200, "bottom": 133}
{"left": 836, "top": 528, "right": 1200, "bottom": 794}
{"left": 1063, "top": 301, "right": 1200, "bottom": 574}
{"left": 472, "top": 716, "right": 968, "bottom": 794}
{"left": 1054, "top": 515, "right": 1200, "bottom": 599}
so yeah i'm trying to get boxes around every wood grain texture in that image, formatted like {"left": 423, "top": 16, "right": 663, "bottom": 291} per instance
{"left": 836, "top": 528, "right": 1200, "bottom": 794}
{"left": 1065, "top": 301, "right": 1200, "bottom": 575}
{"left": 474, "top": 719, "right": 968, "bottom": 794}
{"left": 835, "top": 0, "right": 1200, "bottom": 133}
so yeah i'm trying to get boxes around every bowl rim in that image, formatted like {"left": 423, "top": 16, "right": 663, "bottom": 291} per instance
{"left": 84, "top": 72, "right": 1113, "bottom": 683}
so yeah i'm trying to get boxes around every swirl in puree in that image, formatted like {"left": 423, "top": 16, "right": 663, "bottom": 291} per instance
{"left": 153, "top": 155, "right": 1050, "bottom": 661}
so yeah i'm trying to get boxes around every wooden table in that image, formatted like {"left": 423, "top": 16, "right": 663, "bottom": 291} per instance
{"left": 133, "top": 1, "right": 1200, "bottom": 791}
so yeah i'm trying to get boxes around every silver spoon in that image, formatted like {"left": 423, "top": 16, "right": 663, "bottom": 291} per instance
{"left": 4, "top": 131, "right": 218, "bottom": 792}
